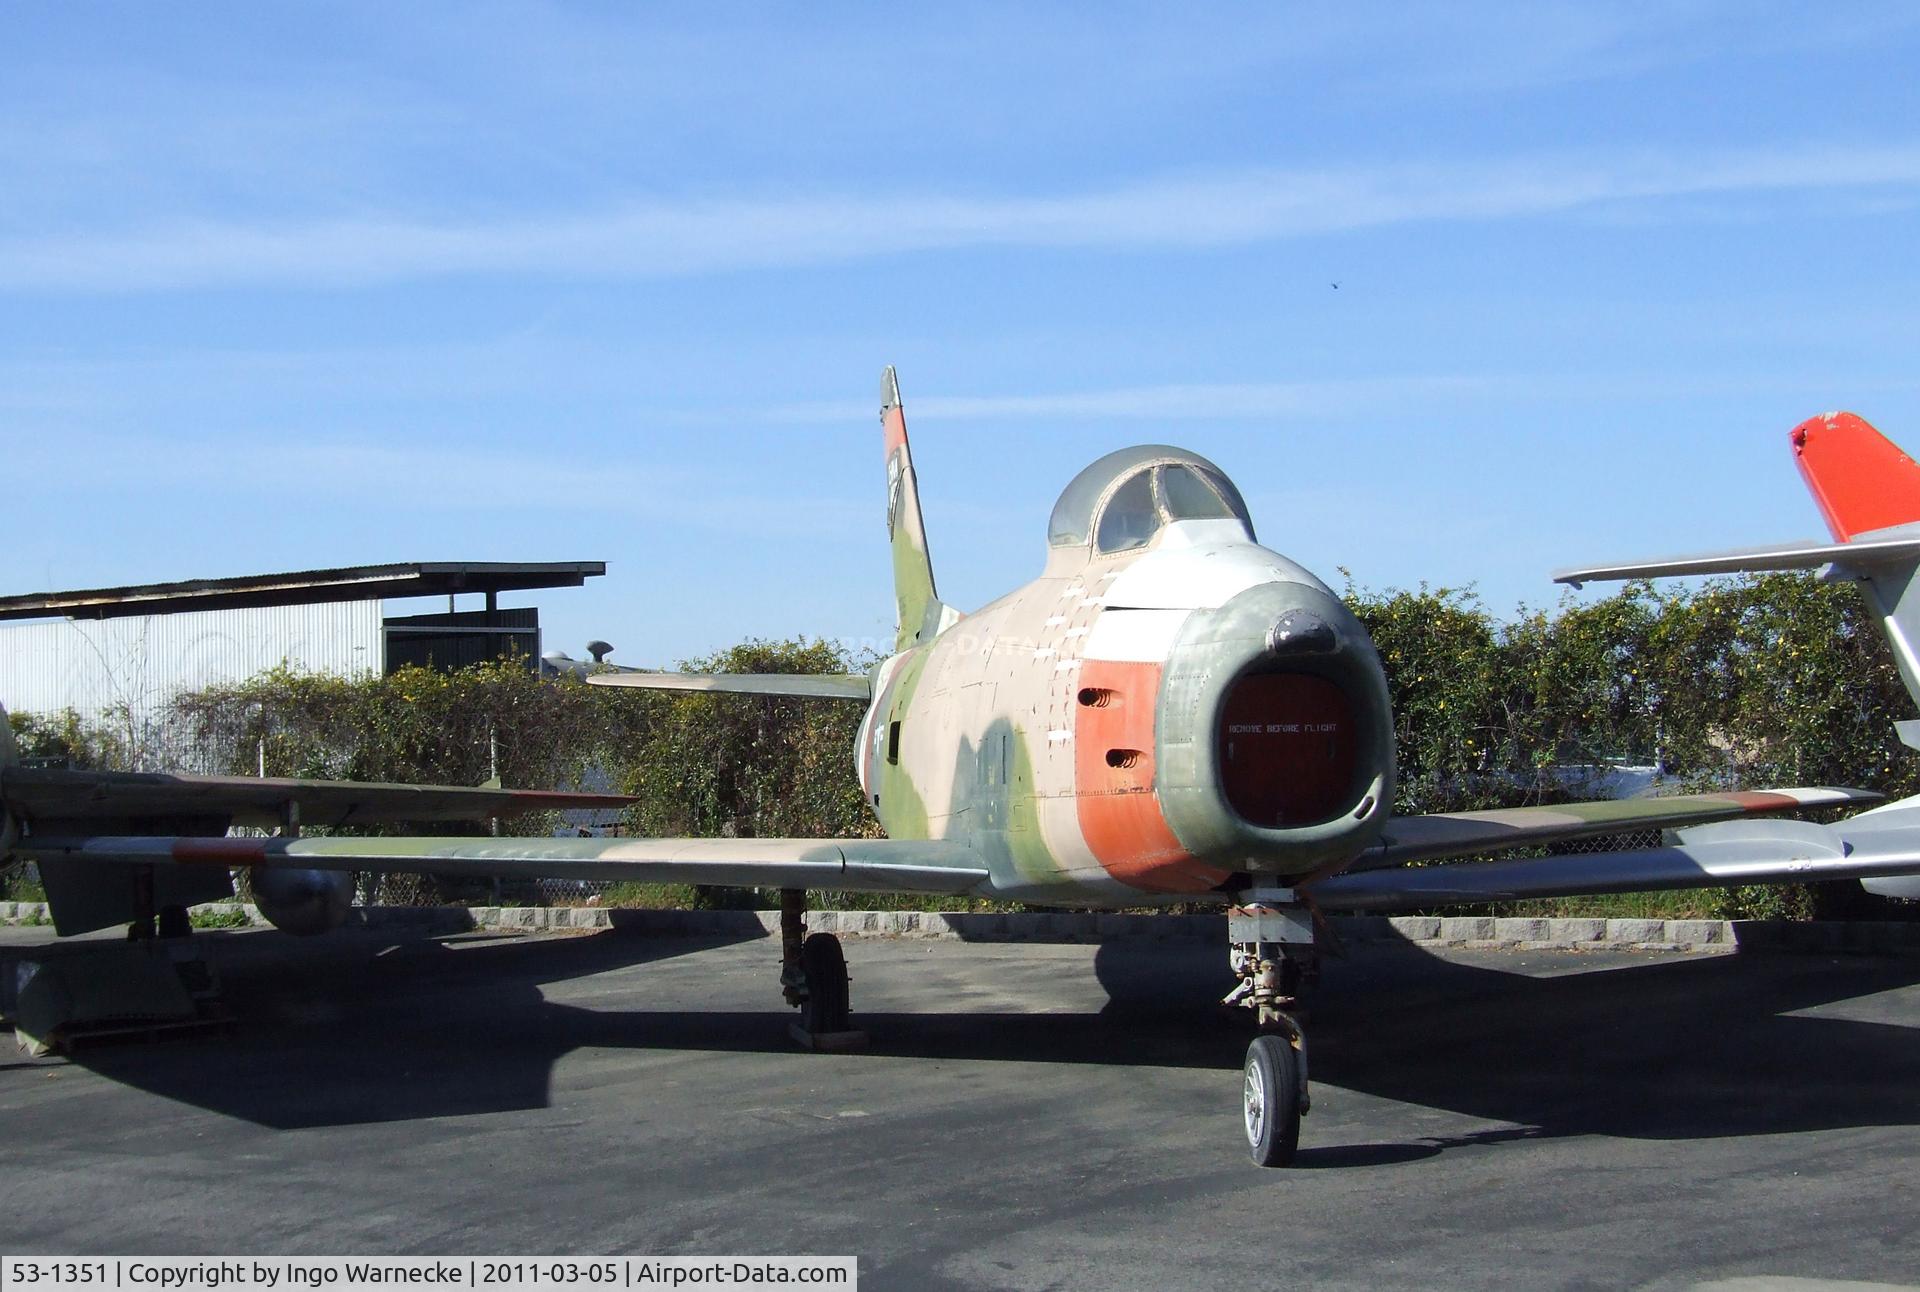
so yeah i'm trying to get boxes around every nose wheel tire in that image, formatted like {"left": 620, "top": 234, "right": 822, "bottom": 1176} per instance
{"left": 800, "top": 932, "right": 850, "bottom": 1035}
{"left": 1244, "top": 1034, "right": 1302, "bottom": 1167}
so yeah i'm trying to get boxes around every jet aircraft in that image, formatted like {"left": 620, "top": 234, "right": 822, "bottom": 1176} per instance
{"left": 16, "top": 373, "right": 1918, "bottom": 1167}
{"left": 1557, "top": 409, "right": 1920, "bottom": 905}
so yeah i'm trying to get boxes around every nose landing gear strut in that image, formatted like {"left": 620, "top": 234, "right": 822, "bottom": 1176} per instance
{"left": 1225, "top": 889, "right": 1317, "bottom": 1166}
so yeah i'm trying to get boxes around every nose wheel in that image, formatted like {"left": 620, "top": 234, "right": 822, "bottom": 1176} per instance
{"left": 1226, "top": 889, "right": 1318, "bottom": 1167}
{"left": 1244, "top": 1032, "right": 1304, "bottom": 1167}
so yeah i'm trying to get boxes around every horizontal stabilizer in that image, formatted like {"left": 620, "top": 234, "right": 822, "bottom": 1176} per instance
{"left": 1554, "top": 536, "right": 1920, "bottom": 587}
{"left": 1347, "top": 787, "right": 1874, "bottom": 872}
{"left": 21, "top": 834, "right": 988, "bottom": 897}
{"left": 586, "top": 672, "right": 870, "bottom": 699}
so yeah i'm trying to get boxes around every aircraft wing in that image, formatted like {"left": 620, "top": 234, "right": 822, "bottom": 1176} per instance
{"left": 586, "top": 672, "right": 871, "bottom": 699}
{"left": 1, "top": 767, "right": 634, "bottom": 831}
{"left": 19, "top": 833, "right": 990, "bottom": 896}
{"left": 1348, "top": 787, "right": 1874, "bottom": 871}
{"left": 1307, "top": 803, "right": 1920, "bottom": 912}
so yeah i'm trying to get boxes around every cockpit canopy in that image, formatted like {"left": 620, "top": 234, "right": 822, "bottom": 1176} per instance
{"left": 1047, "top": 445, "right": 1255, "bottom": 554}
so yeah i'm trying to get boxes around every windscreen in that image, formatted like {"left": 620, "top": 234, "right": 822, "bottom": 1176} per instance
{"left": 1096, "top": 471, "right": 1161, "bottom": 553}
{"left": 1157, "top": 464, "right": 1236, "bottom": 521}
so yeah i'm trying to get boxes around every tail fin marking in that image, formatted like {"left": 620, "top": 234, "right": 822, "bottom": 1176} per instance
{"left": 882, "top": 367, "right": 951, "bottom": 651}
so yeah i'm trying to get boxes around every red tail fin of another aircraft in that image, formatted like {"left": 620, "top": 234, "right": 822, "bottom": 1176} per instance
{"left": 1557, "top": 409, "right": 1920, "bottom": 718}
{"left": 1792, "top": 411, "right": 1920, "bottom": 541}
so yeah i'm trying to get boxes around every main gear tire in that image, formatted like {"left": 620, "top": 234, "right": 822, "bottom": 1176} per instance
{"left": 800, "top": 932, "right": 850, "bottom": 1034}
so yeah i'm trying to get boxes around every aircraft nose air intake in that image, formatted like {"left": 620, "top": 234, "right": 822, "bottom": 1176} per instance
{"left": 1155, "top": 582, "right": 1396, "bottom": 879}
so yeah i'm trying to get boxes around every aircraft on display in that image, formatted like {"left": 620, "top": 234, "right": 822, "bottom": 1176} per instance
{"left": 13, "top": 372, "right": 1918, "bottom": 1167}
{"left": 1556, "top": 409, "right": 1920, "bottom": 906}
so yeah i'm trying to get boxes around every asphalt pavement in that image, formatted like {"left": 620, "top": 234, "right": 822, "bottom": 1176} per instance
{"left": 1, "top": 924, "right": 1916, "bottom": 1291}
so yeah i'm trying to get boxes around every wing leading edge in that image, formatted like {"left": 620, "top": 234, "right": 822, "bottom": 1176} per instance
{"left": 1347, "top": 787, "right": 1874, "bottom": 872}
{"left": 19, "top": 834, "right": 989, "bottom": 897}
{"left": 1307, "top": 807, "right": 1920, "bottom": 911}
{"left": 18, "top": 789, "right": 1874, "bottom": 908}
{"left": 1, "top": 766, "right": 634, "bottom": 831}
{"left": 1301, "top": 786, "right": 1894, "bottom": 911}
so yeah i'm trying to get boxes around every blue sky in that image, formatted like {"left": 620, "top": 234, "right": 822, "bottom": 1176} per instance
{"left": 6, "top": 3, "right": 1920, "bottom": 667}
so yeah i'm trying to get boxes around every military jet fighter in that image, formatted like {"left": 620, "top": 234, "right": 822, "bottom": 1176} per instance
{"left": 18, "top": 373, "right": 1915, "bottom": 1167}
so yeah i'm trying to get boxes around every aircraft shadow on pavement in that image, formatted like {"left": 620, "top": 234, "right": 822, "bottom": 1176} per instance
{"left": 1287, "top": 941, "right": 1920, "bottom": 1165}
{"left": 59, "top": 926, "right": 762, "bottom": 1131}
{"left": 40, "top": 931, "right": 1920, "bottom": 1152}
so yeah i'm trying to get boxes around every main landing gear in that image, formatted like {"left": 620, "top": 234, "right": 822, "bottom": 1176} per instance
{"left": 779, "top": 889, "right": 866, "bottom": 1052}
{"left": 1224, "top": 889, "right": 1316, "bottom": 1167}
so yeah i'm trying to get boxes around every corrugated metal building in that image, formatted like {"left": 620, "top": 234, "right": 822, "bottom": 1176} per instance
{"left": 0, "top": 601, "right": 383, "bottom": 731}
{"left": 0, "top": 563, "right": 605, "bottom": 752}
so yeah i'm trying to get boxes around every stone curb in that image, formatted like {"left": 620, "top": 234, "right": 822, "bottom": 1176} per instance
{"left": 4, "top": 900, "right": 1920, "bottom": 954}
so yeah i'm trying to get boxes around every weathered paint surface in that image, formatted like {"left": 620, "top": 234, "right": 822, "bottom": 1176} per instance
{"left": 882, "top": 366, "right": 947, "bottom": 652}
{"left": 1073, "top": 659, "right": 1229, "bottom": 893}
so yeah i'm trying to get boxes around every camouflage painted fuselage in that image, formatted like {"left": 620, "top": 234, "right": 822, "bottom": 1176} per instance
{"left": 859, "top": 430, "right": 1398, "bottom": 906}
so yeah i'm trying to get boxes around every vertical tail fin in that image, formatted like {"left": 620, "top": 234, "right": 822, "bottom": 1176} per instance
{"left": 881, "top": 367, "right": 951, "bottom": 651}
{"left": 1790, "top": 412, "right": 1920, "bottom": 722}
{"left": 1792, "top": 412, "right": 1920, "bottom": 541}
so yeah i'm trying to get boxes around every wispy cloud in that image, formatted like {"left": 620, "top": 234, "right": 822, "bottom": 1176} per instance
{"left": 770, "top": 370, "right": 1920, "bottom": 425}
{"left": 5, "top": 430, "right": 866, "bottom": 537}
{"left": 771, "top": 377, "right": 1507, "bottom": 424}
{"left": 5, "top": 143, "right": 1919, "bottom": 292}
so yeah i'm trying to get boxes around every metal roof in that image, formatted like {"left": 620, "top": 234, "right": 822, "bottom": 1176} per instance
{"left": 0, "top": 562, "right": 607, "bottom": 621}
